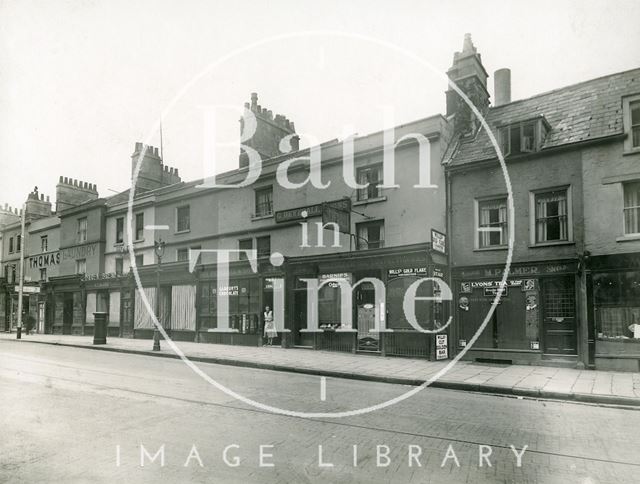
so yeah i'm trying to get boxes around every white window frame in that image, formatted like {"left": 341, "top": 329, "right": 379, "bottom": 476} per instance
{"left": 474, "top": 196, "right": 509, "bottom": 250}
{"left": 529, "top": 186, "right": 573, "bottom": 246}
{"left": 41, "top": 235, "right": 48, "bottom": 252}
{"left": 356, "top": 163, "right": 383, "bottom": 201}
{"left": 622, "top": 180, "right": 640, "bottom": 236}
{"left": 76, "top": 259, "right": 87, "bottom": 275}
{"left": 77, "top": 217, "right": 88, "bottom": 243}
{"left": 623, "top": 94, "right": 640, "bottom": 153}
{"left": 254, "top": 186, "right": 274, "bottom": 218}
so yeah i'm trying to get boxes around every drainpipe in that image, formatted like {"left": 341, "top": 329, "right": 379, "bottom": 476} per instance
{"left": 445, "top": 168, "right": 454, "bottom": 356}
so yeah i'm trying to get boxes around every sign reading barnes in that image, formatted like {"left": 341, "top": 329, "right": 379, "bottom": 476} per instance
{"left": 275, "top": 198, "right": 351, "bottom": 224}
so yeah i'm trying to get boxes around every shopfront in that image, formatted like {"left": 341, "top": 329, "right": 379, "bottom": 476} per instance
{"left": 49, "top": 274, "right": 84, "bottom": 335}
{"left": 83, "top": 272, "right": 134, "bottom": 337}
{"left": 452, "top": 260, "right": 580, "bottom": 365}
{"left": 588, "top": 252, "right": 640, "bottom": 371}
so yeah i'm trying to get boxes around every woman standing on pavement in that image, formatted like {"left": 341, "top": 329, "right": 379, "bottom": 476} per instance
{"left": 263, "top": 306, "right": 277, "bottom": 346}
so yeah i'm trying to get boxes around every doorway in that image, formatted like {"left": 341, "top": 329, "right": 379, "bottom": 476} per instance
{"left": 542, "top": 276, "right": 577, "bottom": 355}
{"left": 63, "top": 293, "right": 74, "bottom": 334}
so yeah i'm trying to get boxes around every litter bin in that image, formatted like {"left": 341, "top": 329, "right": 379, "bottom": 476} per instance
{"left": 93, "top": 312, "right": 108, "bottom": 345}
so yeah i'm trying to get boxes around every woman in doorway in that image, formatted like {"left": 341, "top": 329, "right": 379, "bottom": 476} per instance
{"left": 263, "top": 306, "right": 277, "bottom": 346}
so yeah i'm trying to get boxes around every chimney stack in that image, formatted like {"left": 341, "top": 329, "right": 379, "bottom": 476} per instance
{"left": 494, "top": 68, "right": 511, "bottom": 107}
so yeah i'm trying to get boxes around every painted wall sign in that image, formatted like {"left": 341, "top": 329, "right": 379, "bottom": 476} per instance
{"left": 275, "top": 198, "right": 351, "bottom": 224}
{"left": 456, "top": 262, "right": 578, "bottom": 279}
{"left": 431, "top": 229, "right": 446, "bottom": 254}
{"left": 387, "top": 267, "right": 428, "bottom": 278}
{"left": 61, "top": 243, "right": 98, "bottom": 260}
{"left": 29, "top": 252, "right": 61, "bottom": 269}
{"left": 82, "top": 272, "right": 126, "bottom": 282}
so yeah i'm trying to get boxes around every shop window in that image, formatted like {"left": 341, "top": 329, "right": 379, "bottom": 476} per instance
{"left": 176, "top": 205, "right": 190, "bottom": 232}
{"left": 254, "top": 187, "right": 273, "bottom": 217}
{"left": 623, "top": 181, "right": 640, "bottom": 235}
{"left": 356, "top": 220, "right": 384, "bottom": 250}
{"left": 41, "top": 235, "right": 48, "bottom": 252}
{"left": 77, "top": 217, "right": 87, "bottom": 243}
{"left": 239, "top": 238, "right": 253, "bottom": 260}
{"left": 9, "top": 236, "right": 13, "bottom": 253}
{"left": 135, "top": 213, "right": 144, "bottom": 241}
{"left": 623, "top": 95, "right": 640, "bottom": 152}
{"left": 594, "top": 271, "right": 640, "bottom": 339}
{"left": 534, "top": 188, "right": 570, "bottom": 243}
{"left": 477, "top": 198, "right": 507, "bottom": 248}
{"left": 256, "top": 236, "right": 271, "bottom": 258}
{"left": 115, "top": 217, "right": 124, "bottom": 243}
{"left": 40, "top": 268, "right": 47, "bottom": 281}
{"left": 115, "top": 258, "right": 124, "bottom": 275}
{"left": 357, "top": 164, "right": 383, "bottom": 201}
{"left": 76, "top": 259, "right": 86, "bottom": 275}
{"left": 198, "top": 278, "right": 260, "bottom": 332}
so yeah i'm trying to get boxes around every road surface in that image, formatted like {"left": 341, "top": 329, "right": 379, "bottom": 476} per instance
{"left": 1, "top": 340, "right": 639, "bottom": 483}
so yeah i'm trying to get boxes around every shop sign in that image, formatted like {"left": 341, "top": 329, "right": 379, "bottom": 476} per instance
{"left": 457, "top": 262, "right": 578, "bottom": 279}
{"left": 484, "top": 286, "right": 508, "bottom": 297}
{"left": 436, "top": 334, "right": 448, "bottom": 360}
{"left": 431, "top": 229, "right": 446, "bottom": 254}
{"left": 470, "top": 280, "right": 523, "bottom": 289}
{"left": 275, "top": 198, "right": 351, "bottom": 224}
{"left": 29, "top": 251, "right": 61, "bottom": 269}
{"left": 15, "top": 285, "right": 40, "bottom": 294}
{"left": 432, "top": 266, "right": 445, "bottom": 279}
{"left": 387, "top": 267, "right": 428, "bottom": 278}
{"left": 82, "top": 272, "right": 125, "bottom": 282}
{"left": 320, "top": 272, "right": 352, "bottom": 288}
{"left": 212, "top": 285, "right": 239, "bottom": 296}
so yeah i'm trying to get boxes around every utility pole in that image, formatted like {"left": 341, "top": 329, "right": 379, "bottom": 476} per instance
{"left": 16, "top": 203, "right": 26, "bottom": 339}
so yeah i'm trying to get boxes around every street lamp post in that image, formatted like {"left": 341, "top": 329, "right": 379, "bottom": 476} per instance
{"left": 152, "top": 239, "right": 165, "bottom": 351}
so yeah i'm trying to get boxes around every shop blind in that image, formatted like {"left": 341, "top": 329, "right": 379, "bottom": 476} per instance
{"left": 171, "top": 285, "right": 196, "bottom": 331}
{"left": 85, "top": 292, "right": 97, "bottom": 324}
{"left": 134, "top": 287, "right": 156, "bottom": 329}
{"left": 109, "top": 291, "right": 121, "bottom": 326}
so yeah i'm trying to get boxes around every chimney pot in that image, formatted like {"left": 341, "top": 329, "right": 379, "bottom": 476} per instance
{"left": 59, "top": 175, "right": 63, "bottom": 183}
{"left": 494, "top": 68, "right": 511, "bottom": 106}
{"left": 46, "top": 195, "right": 50, "bottom": 202}
{"left": 174, "top": 168, "right": 179, "bottom": 176}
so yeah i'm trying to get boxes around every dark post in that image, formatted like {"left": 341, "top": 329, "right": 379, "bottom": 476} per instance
{"left": 93, "top": 312, "right": 107, "bottom": 344}
{"left": 152, "top": 239, "right": 165, "bottom": 351}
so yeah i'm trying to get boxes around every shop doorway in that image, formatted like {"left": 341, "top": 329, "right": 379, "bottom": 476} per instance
{"left": 37, "top": 302, "right": 45, "bottom": 334}
{"left": 293, "top": 290, "right": 311, "bottom": 347}
{"left": 63, "top": 293, "right": 74, "bottom": 334}
{"left": 356, "top": 281, "right": 379, "bottom": 352}
{"left": 542, "top": 276, "right": 577, "bottom": 355}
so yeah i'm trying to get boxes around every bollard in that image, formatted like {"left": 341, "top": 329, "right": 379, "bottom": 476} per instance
{"left": 16, "top": 326, "right": 22, "bottom": 340}
{"left": 93, "top": 312, "right": 108, "bottom": 345}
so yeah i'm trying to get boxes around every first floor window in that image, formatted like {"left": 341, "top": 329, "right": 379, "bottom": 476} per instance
{"left": 254, "top": 187, "right": 273, "bottom": 217}
{"left": 115, "top": 258, "right": 124, "bottom": 275}
{"left": 115, "top": 217, "right": 124, "bottom": 243}
{"left": 16, "top": 235, "right": 21, "bottom": 252}
{"left": 239, "top": 238, "right": 253, "bottom": 260}
{"left": 135, "top": 254, "right": 144, "bottom": 267}
{"left": 357, "top": 164, "right": 382, "bottom": 201}
{"left": 76, "top": 259, "right": 86, "bottom": 275}
{"left": 257, "top": 236, "right": 271, "bottom": 258}
{"left": 41, "top": 235, "right": 48, "bottom": 252}
{"left": 39, "top": 268, "right": 47, "bottom": 281}
{"left": 135, "top": 213, "right": 144, "bottom": 240}
{"left": 11, "top": 265, "right": 16, "bottom": 283}
{"left": 631, "top": 100, "right": 640, "bottom": 149}
{"left": 535, "top": 189, "right": 568, "bottom": 242}
{"left": 478, "top": 198, "right": 507, "bottom": 248}
{"left": 177, "top": 248, "right": 189, "bottom": 262}
{"left": 356, "top": 220, "right": 384, "bottom": 250}
{"left": 624, "top": 181, "right": 640, "bottom": 235}
{"left": 8, "top": 237, "right": 13, "bottom": 253}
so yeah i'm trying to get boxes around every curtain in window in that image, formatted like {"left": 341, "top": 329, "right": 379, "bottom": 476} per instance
{"left": 537, "top": 191, "right": 567, "bottom": 241}
{"left": 357, "top": 224, "right": 368, "bottom": 249}
{"left": 109, "top": 291, "right": 121, "bottom": 326}
{"left": 479, "top": 200, "right": 506, "bottom": 246}
{"left": 85, "top": 292, "right": 96, "bottom": 323}
{"left": 134, "top": 287, "right": 156, "bottom": 329}
{"left": 624, "top": 183, "right": 640, "bottom": 234}
{"left": 171, "top": 285, "right": 196, "bottom": 331}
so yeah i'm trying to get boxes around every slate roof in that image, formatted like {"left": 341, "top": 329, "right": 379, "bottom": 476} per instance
{"left": 449, "top": 68, "right": 640, "bottom": 166}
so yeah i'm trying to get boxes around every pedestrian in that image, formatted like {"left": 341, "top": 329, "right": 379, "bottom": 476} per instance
{"left": 263, "top": 306, "right": 276, "bottom": 346}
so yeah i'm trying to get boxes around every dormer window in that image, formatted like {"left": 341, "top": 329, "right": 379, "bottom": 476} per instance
{"left": 498, "top": 119, "right": 547, "bottom": 157}
{"left": 623, "top": 95, "right": 640, "bottom": 153}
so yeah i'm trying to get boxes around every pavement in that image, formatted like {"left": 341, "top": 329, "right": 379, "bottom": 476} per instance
{"left": 2, "top": 331, "right": 640, "bottom": 407}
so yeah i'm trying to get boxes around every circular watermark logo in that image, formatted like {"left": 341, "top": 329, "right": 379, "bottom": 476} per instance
{"left": 127, "top": 31, "right": 514, "bottom": 418}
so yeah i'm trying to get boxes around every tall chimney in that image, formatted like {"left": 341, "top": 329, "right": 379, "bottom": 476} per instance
{"left": 494, "top": 68, "right": 511, "bottom": 107}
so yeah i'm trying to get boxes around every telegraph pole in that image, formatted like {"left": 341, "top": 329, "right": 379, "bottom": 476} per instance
{"left": 16, "top": 203, "right": 26, "bottom": 339}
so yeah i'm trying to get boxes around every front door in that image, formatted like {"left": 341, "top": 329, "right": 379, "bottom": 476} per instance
{"left": 63, "top": 294, "right": 74, "bottom": 335}
{"left": 542, "top": 276, "right": 577, "bottom": 355}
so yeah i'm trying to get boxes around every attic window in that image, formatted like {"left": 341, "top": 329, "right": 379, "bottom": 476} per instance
{"left": 498, "top": 120, "right": 545, "bottom": 157}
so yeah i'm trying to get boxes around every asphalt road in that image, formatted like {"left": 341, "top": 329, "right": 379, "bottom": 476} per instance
{"left": 1, "top": 340, "right": 639, "bottom": 483}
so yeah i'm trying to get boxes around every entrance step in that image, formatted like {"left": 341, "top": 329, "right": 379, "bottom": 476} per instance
{"left": 539, "top": 354, "right": 579, "bottom": 368}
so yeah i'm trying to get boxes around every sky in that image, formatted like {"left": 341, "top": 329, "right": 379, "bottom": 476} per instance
{"left": 1, "top": 0, "right": 639, "bottom": 209}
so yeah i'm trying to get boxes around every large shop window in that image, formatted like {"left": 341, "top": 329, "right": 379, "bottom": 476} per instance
{"left": 535, "top": 189, "right": 569, "bottom": 242}
{"left": 387, "top": 275, "right": 433, "bottom": 330}
{"left": 623, "top": 182, "right": 640, "bottom": 235}
{"left": 316, "top": 273, "right": 353, "bottom": 329}
{"left": 199, "top": 279, "right": 260, "bottom": 333}
{"left": 109, "top": 291, "right": 121, "bottom": 326}
{"left": 171, "top": 285, "right": 196, "bottom": 331}
{"left": 478, "top": 198, "right": 507, "bottom": 248}
{"left": 594, "top": 271, "right": 640, "bottom": 339}
{"left": 134, "top": 287, "right": 164, "bottom": 329}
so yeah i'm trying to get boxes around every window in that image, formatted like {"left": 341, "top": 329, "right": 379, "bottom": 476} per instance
{"left": 76, "top": 259, "right": 86, "bottom": 275}
{"left": 177, "top": 206, "right": 190, "bottom": 232}
{"left": 623, "top": 97, "right": 640, "bottom": 152}
{"left": 9, "top": 236, "right": 13, "bottom": 253}
{"left": 40, "top": 268, "right": 47, "bottom": 281}
{"left": 239, "top": 238, "right": 253, "bottom": 260}
{"left": 535, "top": 189, "right": 569, "bottom": 242}
{"left": 78, "top": 217, "right": 87, "bottom": 243}
{"left": 115, "top": 217, "right": 124, "bottom": 244}
{"left": 478, "top": 198, "right": 507, "bottom": 248}
{"left": 11, "top": 265, "right": 16, "bottom": 283}
{"left": 357, "top": 164, "right": 383, "bottom": 201}
{"left": 135, "top": 254, "right": 144, "bottom": 267}
{"left": 41, "top": 235, "right": 48, "bottom": 252}
{"left": 499, "top": 121, "right": 541, "bottom": 156}
{"left": 356, "top": 220, "right": 384, "bottom": 250}
{"left": 16, "top": 235, "right": 21, "bottom": 252}
{"left": 115, "top": 258, "right": 124, "bottom": 275}
{"left": 135, "top": 213, "right": 144, "bottom": 240}
{"left": 624, "top": 181, "right": 640, "bottom": 235}
{"left": 256, "top": 236, "right": 271, "bottom": 258}
{"left": 255, "top": 187, "right": 273, "bottom": 217}
{"left": 177, "top": 248, "right": 189, "bottom": 262}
